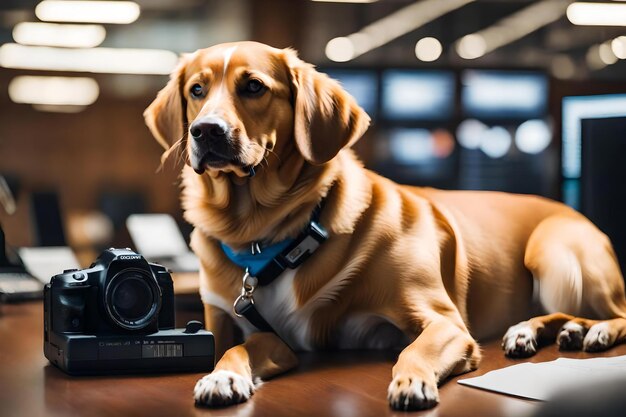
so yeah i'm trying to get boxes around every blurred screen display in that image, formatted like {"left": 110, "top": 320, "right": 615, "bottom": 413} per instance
{"left": 461, "top": 70, "right": 547, "bottom": 119}
{"left": 561, "top": 94, "right": 626, "bottom": 179}
{"left": 376, "top": 128, "right": 457, "bottom": 187}
{"left": 381, "top": 70, "right": 455, "bottom": 121}
{"left": 388, "top": 128, "right": 455, "bottom": 164}
{"left": 324, "top": 69, "right": 378, "bottom": 118}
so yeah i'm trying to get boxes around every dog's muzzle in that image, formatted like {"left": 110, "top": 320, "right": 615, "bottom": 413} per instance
{"left": 189, "top": 116, "right": 240, "bottom": 174}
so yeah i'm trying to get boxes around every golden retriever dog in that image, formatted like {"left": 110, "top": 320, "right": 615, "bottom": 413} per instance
{"left": 144, "top": 41, "right": 626, "bottom": 410}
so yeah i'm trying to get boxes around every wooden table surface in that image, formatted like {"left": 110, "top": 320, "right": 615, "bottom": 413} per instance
{"left": 2, "top": 301, "right": 626, "bottom": 417}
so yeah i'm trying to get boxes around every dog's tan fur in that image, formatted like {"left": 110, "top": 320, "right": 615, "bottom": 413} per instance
{"left": 145, "top": 41, "right": 626, "bottom": 410}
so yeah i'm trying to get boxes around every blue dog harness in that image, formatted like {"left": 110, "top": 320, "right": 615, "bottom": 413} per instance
{"left": 222, "top": 204, "right": 328, "bottom": 332}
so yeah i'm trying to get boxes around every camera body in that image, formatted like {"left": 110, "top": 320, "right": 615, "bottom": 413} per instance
{"left": 44, "top": 248, "right": 214, "bottom": 375}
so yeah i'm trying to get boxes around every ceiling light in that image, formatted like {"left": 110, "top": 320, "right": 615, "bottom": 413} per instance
{"left": 567, "top": 2, "right": 626, "bottom": 26}
{"left": 326, "top": 37, "right": 355, "bottom": 62}
{"left": 326, "top": 0, "right": 475, "bottom": 61}
{"left": 456, "top": 0, "right": 569, "bottom": 59}
{"left": 585, "top": 41, "right": 619, "bottom": 71}
{"left": 456, "top": 34, "right": 486, "bottom": 59}
{"left": 8, "top": 76, "right": 99, "bottom": 106}
{"left": 415, "top": 37, "right": 442, "bottom": 62}
{"left": 598, "top": 41, "right": 618, "bottom": 65}
{"left": 13, "top": 22, "right": 106, "bottom": 48}
{"left": 35, "top": 1, "right": 140, "bottom": 24}
{"left": 0, "top": 43, "right": 178, "bottom": 75}
{"left": 611, "top": 36, "right": 626, "bottom": 59}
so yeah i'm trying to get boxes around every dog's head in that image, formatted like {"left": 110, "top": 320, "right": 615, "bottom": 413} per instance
{"left": 144, "top": 41, "right": 370, "bottom": 177}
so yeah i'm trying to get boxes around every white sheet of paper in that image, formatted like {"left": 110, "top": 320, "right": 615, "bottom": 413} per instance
{"left": 18, "top": 246, "right": 80, "bottom": 283}
{"left": 458, "top": 355, "right": 626, "bottom": 400}
{"left": 126, "top": 214, "right": 190, "bottom": 258}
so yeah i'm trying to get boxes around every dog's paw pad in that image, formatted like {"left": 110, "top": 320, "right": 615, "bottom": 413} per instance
{"left": 387, "top": 375, "right": 439, "bottom": 411}
{"left": 194, "top": 370, "right": 255, "bottom": 407}
{"left": 557, "top": 321, "right": 585, "bottom": 351}
{"left": 583, "top": 323, "right": 614, "bottom": 352}
{"left": 502, "top": 322, "right": 537, "bottom": 358}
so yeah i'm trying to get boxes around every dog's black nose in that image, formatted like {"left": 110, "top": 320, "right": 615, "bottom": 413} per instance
{"left": 189, "top": 117, "right": 229, "bottom": 141}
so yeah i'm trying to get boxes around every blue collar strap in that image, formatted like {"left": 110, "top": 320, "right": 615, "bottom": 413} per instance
{"left": 220, "top": 206, "right": 328, "bottom": 286}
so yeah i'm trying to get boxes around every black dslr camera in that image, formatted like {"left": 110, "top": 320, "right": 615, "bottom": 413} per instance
{"left": 44, "top": 248, "right": 214, "bottom": 375}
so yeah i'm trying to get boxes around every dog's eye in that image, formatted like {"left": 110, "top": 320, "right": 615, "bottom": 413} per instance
{"left": 190, "top": 83, "right": 204, "bottom": 98}
{"left": 244, "top": 79, "right": 265, "bottom": 95}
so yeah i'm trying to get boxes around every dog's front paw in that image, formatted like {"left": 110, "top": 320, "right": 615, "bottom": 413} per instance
{"left": 583, "top": 322, "right": 615, "bottom": 352}
{"left": 502, "top": 321, "right": 537, "bottom": 358}
{"left": 387, "top": 374, "right": 439, "bottom": 411}
{"left": 194, "top": 370, "right": 255, "bottom": 407}
{"left": 557, "top": 321, "right": 586, "bottom": 350}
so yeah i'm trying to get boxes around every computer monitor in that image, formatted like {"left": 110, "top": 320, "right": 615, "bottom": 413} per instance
{"left": 580, "top": 116, "right": 626, "bottom": 273}
{"left": 561, "top": 94, "right": 626, "bottom": 179}
{"left": 30, "top": 191, "right": 67, "bottom": 247}
{"left": 381, "top": 70, "right": 455, "bottom": 121}
{"left": 561, "top": 94, "right": 626, "bottom": 209}
{"left": 461, "top": 70, "right": 548, "bottom": 120}
{"left": 323, "top": 69, "right": 378, "bottom": 118}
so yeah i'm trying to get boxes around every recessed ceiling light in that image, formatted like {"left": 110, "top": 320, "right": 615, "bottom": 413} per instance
{"left": 326, "top": 37, "right": 355, "bottom": 62}
{"left": 35, "top": 1, "right": 140, "bottom": 24}
{"left": 328, "top": 0, "right": 474, "bottom": 61}
{"left": 598, "top": 41, "right": 618, "bottom": 65}
{"left": 567, "top": 2, "right": 626, "bottom": 26}
{"left": 0, "top": 44, "right": 178, "bottom": 75}
{"left": 611, "top": 36, "right": 626, "bottom": 59}
{"left": 9, "top": 76, "right": 99, "bottom": 106}
{"left": 415, "top": 37, "right": 442, "bottom": 62}
{"left": 456, "top": 34, "right": 486, "bottom": 60}
{"left": 13, "top": 22, "right": 106, "bottom": 48}
{"left": 455, "top": 0, "right": 570, "bottom": 59}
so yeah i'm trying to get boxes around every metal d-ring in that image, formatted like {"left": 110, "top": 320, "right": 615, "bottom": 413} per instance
{"left": 242, "top": 269, "right": 259, "bottom": 293}
{"left": 233, "top": 292, "right": 255, "bottom": 317}
{"left": 232, "top": 268, "right": 259, "bottom": 317}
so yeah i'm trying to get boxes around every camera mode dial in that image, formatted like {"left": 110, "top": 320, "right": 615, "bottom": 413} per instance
{"left": 72, "top": 273, "right": 86, "bottom": 281}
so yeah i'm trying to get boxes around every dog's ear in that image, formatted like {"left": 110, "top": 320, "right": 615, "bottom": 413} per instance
{"left": 144, "top": 57, "right": 188, "bottom": 151}
{"left": 284, "top": 49, "right": 370, "bottom": 165}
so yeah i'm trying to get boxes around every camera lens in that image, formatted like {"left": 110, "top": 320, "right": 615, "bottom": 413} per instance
{"left": 105, "top": 269, "right": 160, "bottom": 331}
{"left": 112, "top": 277, "right": 152, "bottom": 320}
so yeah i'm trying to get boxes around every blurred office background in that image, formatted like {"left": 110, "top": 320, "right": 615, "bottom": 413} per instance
{"left": 1, "top": 0, "right": 626, "bottom": 271}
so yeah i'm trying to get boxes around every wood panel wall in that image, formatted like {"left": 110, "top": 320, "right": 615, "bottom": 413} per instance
{"left": 0, "top": 76, "right": 182, "bottom": 248}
